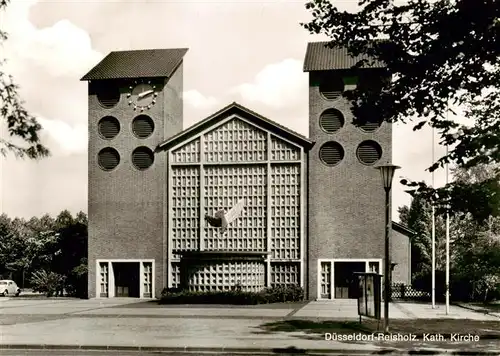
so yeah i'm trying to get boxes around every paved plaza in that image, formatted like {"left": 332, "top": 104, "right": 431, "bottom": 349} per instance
{"left": 0, "top": 298, "right": 499, "bottom": 354}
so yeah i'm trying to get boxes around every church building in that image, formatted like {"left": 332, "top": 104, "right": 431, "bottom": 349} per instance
{"left": 81, "top": 43, "right": 414, "bottom": 300}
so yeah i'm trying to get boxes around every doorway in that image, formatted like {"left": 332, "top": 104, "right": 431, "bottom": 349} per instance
{"left": 334, "top": 261, "right": 366, "bottom": 299}
{"left": 112, "top": 262, "right": 140, "bottom": 297}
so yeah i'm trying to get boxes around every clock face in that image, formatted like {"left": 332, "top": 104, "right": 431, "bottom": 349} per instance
{"left": 127, "top": 81, "right": 158, "bottom": 111}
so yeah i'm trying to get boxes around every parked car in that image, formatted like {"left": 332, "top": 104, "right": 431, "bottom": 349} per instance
{"left": 0, "top": 280, "right": 21, "bottom": 296}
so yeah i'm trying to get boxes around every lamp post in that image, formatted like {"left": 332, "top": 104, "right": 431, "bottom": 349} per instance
{"left": 375, "top": 163, "right": 400, "bottom": 333}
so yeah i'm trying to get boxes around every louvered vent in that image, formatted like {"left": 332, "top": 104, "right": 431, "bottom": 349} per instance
{"left": 98, "top": 147, "right": 120, "bottom": 171}
{"left": 319, "top": 141, "right": 344, "bottom": 166}
{"left": 319, "top": 76, "right": 344, "bottom": 101}
{"left": 96, "top": 83, "right": 120, "bottom": 108}
{"left": 357, "top": 140, "right": 382, "bottom": 165}
{"left": 320, "top": 109, "right": 344, "bottom": 133}
{"left": 359, "top": 120, "right": 382, "bottom": 132}
{"left": 98, "top": 116, "right": 120, "bottom": 139}
{"left": 132, "top": 146, "right": 154, "bottom": 170}
{"left": 132, "top": 115, "right": 155, "bottom": 138}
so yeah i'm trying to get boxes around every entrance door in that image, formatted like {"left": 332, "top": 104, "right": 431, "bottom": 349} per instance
{"left": 334, "top": 262, "right": 366, "bottom": 299}
{"left": 113, "top": 262, "right": 140, "bottom": 297}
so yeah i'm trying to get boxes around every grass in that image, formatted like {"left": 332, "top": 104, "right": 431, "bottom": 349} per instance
{"left": 258, "top": 318, "right": 500, "bottom": 338}
{"left": 466, "top": 302, "right": 500, "bottom": 313}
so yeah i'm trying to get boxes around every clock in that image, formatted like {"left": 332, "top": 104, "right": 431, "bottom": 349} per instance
{"left": 127, "top": 80, "right": 158, "bottom": 111}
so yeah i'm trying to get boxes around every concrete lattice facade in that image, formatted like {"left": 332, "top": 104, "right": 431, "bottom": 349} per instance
{"left": 165, "top": 116, "right": 307, "bottom": 291}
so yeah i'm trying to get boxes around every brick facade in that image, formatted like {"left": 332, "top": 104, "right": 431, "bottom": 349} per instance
{"left": 306, "top": 70, "right": 394, "bottom": 300}
{"left": 391, "top": 225, "right": 412, "bottom": 285}
{"left": 87, "top": 63, "right": 184, "bottom": 299}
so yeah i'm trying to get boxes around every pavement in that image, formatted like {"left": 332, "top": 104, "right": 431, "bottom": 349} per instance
{"left": 0, "top": 298, "right": 499, "bottom": 355}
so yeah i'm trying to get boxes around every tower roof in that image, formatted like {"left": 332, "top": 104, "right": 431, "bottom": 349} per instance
{"left": 303, "top": 41, "right": 385, "bottom": 72}
{"left": 81, "top": 48, "right": 188, "bottom": 81}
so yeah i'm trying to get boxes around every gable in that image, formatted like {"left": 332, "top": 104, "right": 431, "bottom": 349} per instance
{"left": 158, "top": 102, "right": 314, "bottom": 153}
{"left": 170, "top": 117, "right": 302, "bottom": 163}
{"left": 204, "top": 118, "right": 267, "bottom": 162}
{"left": 270, "top": 135, "right": 300, "bottom": 161}
{"left": 171, "top": 138, "right": 200, "bottom": 164}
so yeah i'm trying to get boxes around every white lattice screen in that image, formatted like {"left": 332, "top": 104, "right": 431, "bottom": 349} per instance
{"left": 99, "top": 262, "right": 108, "bottom": 297}
{"left": 188, "top": 261, "right": 266, "bottom": 292}
{"left": 204, "top": 165, "right": 267, "bottom": 250}
{"left": 171, "top": 138, "right": 200, "bottom": 163}
{"left": 169, "top": 117, "right": 303, "bottom": 291}
{"left": 320, "top": 262, "right": 332, "bottom": 299}
{"left": 171, "top": 166, "right": 200, "bottom": 259}
{"left": 204, "top": 119, "right": 267, "bottom": 162}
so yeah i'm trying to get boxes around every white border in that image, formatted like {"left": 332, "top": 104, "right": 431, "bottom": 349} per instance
{"left": 95, "top": 259, "right": 155, "bottom": 299}
{"left": 316, "top": 258, "right": 382, "bottom": 300}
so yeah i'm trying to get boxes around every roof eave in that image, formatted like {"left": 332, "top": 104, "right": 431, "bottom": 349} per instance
{"left": 392, "top": 221, "right": 417, "bottom": 236}
{"left": 80, "top": 48, "right": 188, "bottom": 81}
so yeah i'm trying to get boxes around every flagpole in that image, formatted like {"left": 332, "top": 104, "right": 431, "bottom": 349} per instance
{"left": 431, "top": 126, "right": 436, "bottom": 309}
{"left": 445, "top": 107, "right": 450, "bottom": 315}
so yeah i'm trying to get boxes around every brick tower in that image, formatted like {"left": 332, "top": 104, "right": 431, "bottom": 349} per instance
{"left": 303, "top": 42, "right": 392, "bottom": 300}
{"left": 81, "top": 48, "right": 188, "bottom": 299}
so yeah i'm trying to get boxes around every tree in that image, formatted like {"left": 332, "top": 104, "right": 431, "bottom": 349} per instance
{"left": 0, "top": 0, "right": 49, "bottom": 159}
{"left": 398, "top": 196, "right": 447, "bottom": 280}
{"left": 302, "top": 0, "right": 500, "bottom": 221}
{"left": 51, "top": 210, "right": 88, "bottom": 297}
{"left": 399, "top": 163, "right": 500, "bottom": 301}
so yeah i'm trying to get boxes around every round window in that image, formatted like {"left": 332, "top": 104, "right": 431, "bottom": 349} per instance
{"left": 358, "top": 118, "right": 382, "bottom": 132}
{"left": 319, "top": 75, "right": 344, "bottom": 100}
{"left": 98, "top": 116, "right": 120, "bottom": 139}
{"left": 132, "top": 146, "right": 154, "bottom": 170}
{"left": 319, "top": 141, "right": 345, "bottom": 166}
{"left": 132, "top": 115, "right": 155, "bottom": 139}
{"left": 98, "top": 147, "right": 120, "bottom": 171}
{"left": 319, "top": 109, "right": 344, "bottom": 133}
{"left": 357, "top": 140, "right": 382, "bottom": 165}
{"left": 96, "top": 82, "right": 121, "bottom": 108}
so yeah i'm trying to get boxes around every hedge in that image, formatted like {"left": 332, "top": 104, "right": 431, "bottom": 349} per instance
{"left": 159, "top": 284, "right": 304, "bottom": 305}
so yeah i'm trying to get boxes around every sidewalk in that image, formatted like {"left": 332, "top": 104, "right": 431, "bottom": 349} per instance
{"left": 0, "top": 298, "right": 499, "bottom": 354}
{"left": 1, "top": 314, "right": 499, "bottom": 354}
{"left": 2, "top": 298, "right": 498, "bottom": 320}
{"left": 294, "top": 300, "right": 500, "bottom": 320}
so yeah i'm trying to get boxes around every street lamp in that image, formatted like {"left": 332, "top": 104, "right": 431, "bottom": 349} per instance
{"left": 375, "top": 163, "right": 400, "bottom": 333}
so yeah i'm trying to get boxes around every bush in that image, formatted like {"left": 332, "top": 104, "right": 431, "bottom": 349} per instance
{"left": 411, "top": 269, "right": 500, "bottom": 303}
{"left": 65, "top": 259, "right": 88, "bottom": 298}
{"left": 159, "top": 284, "right": 304, "bottom": 305}
{"left": 29, "top": 270, "right": 66, "bottom": 297}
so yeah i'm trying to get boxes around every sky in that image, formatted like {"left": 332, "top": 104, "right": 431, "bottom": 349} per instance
{"left": 1, "top": 0, "right": 457, "bottom": 221}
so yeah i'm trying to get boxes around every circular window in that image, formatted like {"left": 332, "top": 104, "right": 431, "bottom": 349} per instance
{"left": 359, "top": 118, "right": 382, "bottom": 132}
{"left": 319, "top": 109, "right": 344, "bottom": 133}
{"left": 98, "top": 147, "right": 120, "bottom": 171}
{"left": 132, "top": 115, "right": 155, "bottom": 138}
{"left": 132, "top": 146, "right": 154, "bottom": 170}
{"left": 319, "top": 75, "right": 344, "bottom": 100}
{"left": 357, "top": 140, "right": 382, "bottom": 165}
{"left": 96, "top": 82, "right": 121, "bottom": 108}
{"left": 319, "top": 141, "right": 344, "bottom": 166}
{"left": 98, "top": 116, "right": 120, "bottom": 139}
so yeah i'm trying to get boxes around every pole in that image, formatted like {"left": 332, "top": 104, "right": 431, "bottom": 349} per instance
{"left": 384, "top": 188, "right": 391, "bottom": 332}
{"left": 445, "top": 144, "right": 450, "bottom": 314}
{"left": 431, "top": 126, "right": 436, "bottom": 309}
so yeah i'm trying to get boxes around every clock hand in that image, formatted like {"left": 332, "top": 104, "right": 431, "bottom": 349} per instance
{"left": 138, "top": 90, "right": 154, "bottom": 99}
